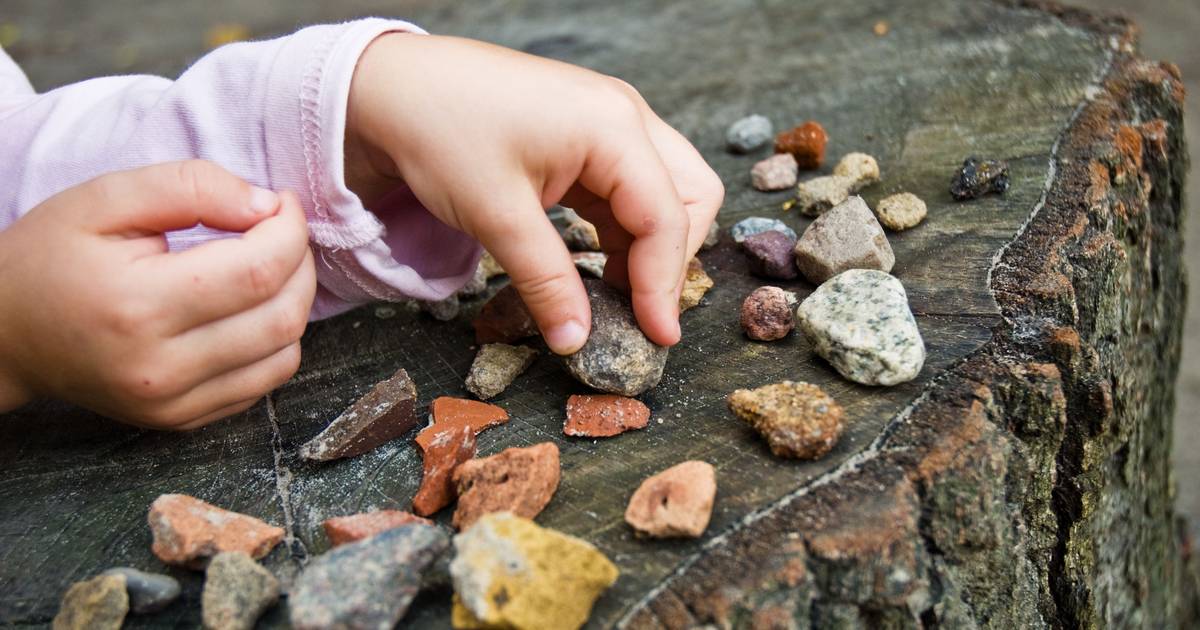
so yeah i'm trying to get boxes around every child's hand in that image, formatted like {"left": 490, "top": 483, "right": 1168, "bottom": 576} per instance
{"left": 345, "top": 34, "right": 724, "bottom": 354}
{"left": 0, "top": 161, "right": 316, "bottom": 429}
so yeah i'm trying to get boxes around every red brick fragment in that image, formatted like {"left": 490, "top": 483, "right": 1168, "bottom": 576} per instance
{"left": 148, "top": 494, "right": 284, "bottom": 568}
{"left": 564, "top": 394, "right": 650, "bottom": 437}
{"left": 452, "top": 442, "right": 561, "bottom": 530}
{"left": 424, "top": 397, "right": 509, "bottom": 444}
{"left": 624, "top": 461, "right": 716, "bottom": 538}
{"left": 322, "top": 510, "right": 432, "bottom": 547}
{"left": 412, "top": 423, "right": 477, "bottom": 516}
{"left": 472, "top": 285, "right": 538, "bottom": 344}
{"left": 298, "top": 368, "right": 418, "bottom": 462}
{"left": 774, "top": 121, "right": 828, "bottom": 170}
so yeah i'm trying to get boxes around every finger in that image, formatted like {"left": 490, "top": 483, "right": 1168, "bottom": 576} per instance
{"left": 641, "top": 117, "right": 724, "bottom": 256}
{"left": 470, "top": 187, "right": 591, "bottom": 355}
{"left": 70, "top": 160, "right": 281, "bottom": 235}
{"left": 168, "top": 397, "right": 262, "bottom": 432}
{"left": 145, "top": 192, "right": 311, "bottom": 330}
{"left": 154, "top": 342, "right": 302, "bottom": 430}
{"left": 170, "top": 247, "right": 315, "bottom": 381}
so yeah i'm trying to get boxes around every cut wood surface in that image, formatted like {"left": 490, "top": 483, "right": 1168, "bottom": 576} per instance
{"left": 1, "top": 0, "right": 1195, "bottom": 627}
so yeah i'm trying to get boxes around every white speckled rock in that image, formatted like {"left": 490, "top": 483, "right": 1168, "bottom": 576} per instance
{"left": 793, "top": 196, "right": 895, "bottom": 284}
{"left": 725, "top": 114, "right": 773, "bottom": 153}
{"left": 832, "top": 152, "right": 881, "bottom": 191}
{"left": 795, "top": 174, "right": 854, "bottom": 216}
{"left": 796, "top": 269, "right": 925, "bottom": 386}
{"left": 730, "top": 217, "right": 796, "bottom": 244}
{"left": 876, "top": 192, "right": 928, "bottom": 231}
{"left": 750, "top": 153, "right": 799, "bottom": 191}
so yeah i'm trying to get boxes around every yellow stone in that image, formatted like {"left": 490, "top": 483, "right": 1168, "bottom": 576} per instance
{"left": 449, "top": 512, "right": 618, "bottom": 630}
{"left": 679, "top": 258, "right": 714, "bottom": 312}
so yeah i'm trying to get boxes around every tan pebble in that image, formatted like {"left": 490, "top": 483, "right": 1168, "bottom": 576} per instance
{"left": 795, "top": 174, "right": 854, "bottom": 216}
{"left": 727, "top": 381, "right": 844, "bottom": 459}
{"left": 832, "top": 152, "right": 881, "bottom": 191}
{"left": 876, "top": 192, "right": 927, "bottom": 231}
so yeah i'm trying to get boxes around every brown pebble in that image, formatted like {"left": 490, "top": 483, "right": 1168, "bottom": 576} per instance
{"left": 624, "top": 461, "right": 716, "bottom": 538}
{"left": 727, "top": 381, "right": 844, "bottom": 459}
{"left": 564, "top": 394, "right": 651, "bottom": 437}
{"left": 323, "top": 510, "right": 433, "bottom": 547}
{"left": 774, "top": 121, "right": 828, "bottom": 170}
{"left": 473, "top": 285, "right": 538, "bottom": 344}
{"left": 412, "top": 423, "right": 477, "bottom": 516}
{"left": 299, "top": 367, "right": 418, "bottom": 462}
{"left": 740, "top": 286, "right": 796, "bottom": 341}
{"left": 147, "top": 494, "right": 284, "bottom": 568}
{"left": 452, "top": 442, "right": 561, "bottom": 530}
{"left": 742, "top": 230, "right": 799, "bottom": 280}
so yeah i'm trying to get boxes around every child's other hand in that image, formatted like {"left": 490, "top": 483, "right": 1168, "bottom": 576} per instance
{"left": 0, "top": 161, "right": 316, "bottom": 429}
{"left": 346, "top": 34, "right": 724, "bottom": 355}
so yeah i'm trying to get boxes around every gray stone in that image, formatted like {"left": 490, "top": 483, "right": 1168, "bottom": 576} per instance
{"left": 701, "top": 220, "right": 720, "bottom": 250}
{"left": 290, "top": 524, "right": 449, "bottom": 630}
{"left": 53, "top": 574, "right": 128, "bottom": 630}
{"left": 795, "top": 174, "right": 854, "bottom": 216}
{"left": 793, "top": 196, "right": 895, "bottom": 284}
{"left": 725, "top": 114, "right": 773, "bottom": 153}
{"left": 465, "top": 343, "right": 538, "bottom": 400}
{"left": 876, "top": 192, "right": 928, "bottom": 231}
{"left": 201, "top": 552, "right": 279, "bottom": 630}
{"left": 564, "top": 279, "right": 668, "bottom": 396}
{"left": 457, "top": 264, "right": 489, "bottom": 297}
{"left": 572, "top": 251, "right": 608, "bottom": 278}
{"left": 730, "top": 217, "right": 796, "bottom": 244}
{"left": 101, "top": 568, "right": 179, "bottom": 614}
{"left": 796, "top": 269, "right": 925, "bottom": 386}
{"left": 420, "top": 294, "right": 460, "bottom": 321}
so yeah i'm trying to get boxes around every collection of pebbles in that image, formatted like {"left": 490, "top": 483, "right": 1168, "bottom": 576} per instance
{"left": 54, "top": 113, "right": 1009, "bottom": 630}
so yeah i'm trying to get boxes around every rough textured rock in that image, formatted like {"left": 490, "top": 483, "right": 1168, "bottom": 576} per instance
{"left": 420, "top": 295, "right": 461, "bottom": 321}
{"left": 465, "top": 344, "right": 538, "bottom": 400}
{"left": 702, "top": 219, "right": 721, "bottom": 250}
{"left": 950, "top": 155, "right": 1011, "bottom": 199}
{"left": 624, "top": 461, "right": 717, "bottom": 538}
{"left": 727, "top": 381, "right": 845, "bottom": 459}
{"left": 457, "top": 262, "right": 490, "bottom": 298}
{"left": 100, "top": 568, "right": 179, "bottom": 614}
{"left": 299, "top": 367, "right": 419, "bottom": 462}
{"left": 52, "top": 575, "right": 128, "bottom": 630}
{"left": 793, "top": 196, "right": 895, "bottom": 284}
{"left": 730, "top": 216, "right": 797, "bottom": 244}
{"left": 742, "top": 230, "right": 799, "bottom": 279}
{"left": 564, "top": 278, "right": 668, "bottom": 396}
{"left": 797, "top": 269, "right": 925, "bottom": 386}
{"left": 428, "top": 397, "right": 510, "bottom": 434}
{"left": 323, "top": 510, "right": 432, "bottom": 547}
{"left": 774, "top": 121, "right": 828, "bottom": 169}
{"left": 795, "top": 174, "right": 854, "bottom": 216}
{"left": 412, "top": 422, "right": 477, "bottom": 516}
{"left": 725, "top": 114, "right": 773, "bottom": 153}
{"left": 876, "top": 192, "right": 928, "bottom": 231}
{"left": 564, "top": 394, "right": 651, "bottom": 437}
{"left": 679, "top": 257, "right": 714, "bottom": 312}
{"left": 290, "top": 525, "right": 449, "bottom": 630}
{"left": 452, "top": 442, "right": 561, "bottom": 530}
{"left": 201, "top": 552, "right": 279, "bottom": 630}
{"left": 473, "top": 285, "right": 538, "bottom": 344}
{"left": 449, "top": 512, "right": 618, "bottom": 630}
{"left": 571, "top": 251, "right": 607, "bottom": 278}
{"left": 832, "top": 152, "right": 882, "bottom": 190}
{"left": 147, "top": 494, "right": 284, "bottom": 568}
{"left": 751, "top": 153, "right": 799, "bottom": 191}
{"left": 563, "top": 217, "right": 601, "bottom": 251}
{"left": 740, "top": 286, "right": 796, "bottom": 341}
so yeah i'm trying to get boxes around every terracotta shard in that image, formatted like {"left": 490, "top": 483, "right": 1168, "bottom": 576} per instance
{"left": 299, "top": 368, "right": 418, "bottom": 462}
{"left": 564, "top": 394, "right": 651, "bottom": 437}
{"left": 473, "top": 285, "right": 538, "bottom": 344}
{"left": 322, "top": 510, "right": 433, "bottom": 547}
{"left": 412, "top": 423, "right": 477, "bottom": 517}
{"left": 426, "top": 397, "right": 510, "bottom": 440}
{"left": 624, "top": 461, "right": 717, "bottom": 538}
{"left": 147, "top": 494, "right": 284, "bottom": 568}
{"left": 452, "top": 442, "right": 561, "bottom": 530}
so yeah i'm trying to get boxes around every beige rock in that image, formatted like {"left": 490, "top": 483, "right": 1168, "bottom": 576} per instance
{"left": 793, "top": 196, "right": 895, "bottom": 284}
{"left": 53, "top": 574, "right": 128, "bottom": 630}
{"left": 795, "top": 174, "right": 853, "bottom": 216}
{"left": 876, "top": 192, "right": 928, "bottom": 231}
{"left": 679, "top": 257, "right": 714, "bottom": 312}
{"left": 833, "top": 152, "right": 881, "bottom": 191}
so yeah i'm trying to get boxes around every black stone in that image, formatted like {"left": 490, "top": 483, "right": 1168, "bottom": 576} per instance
{"left": 949, "top": 156, "right": 1011, "bottom": 200}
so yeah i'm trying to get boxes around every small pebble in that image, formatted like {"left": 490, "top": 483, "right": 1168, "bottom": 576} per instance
{"left": 450, "top": 513, "right": 618, "bottom": 630}
{"left": 452, "top": 442, "right": 561, "bottom": 530}
{"left": 730, "top": 217, "right": 797, "bottom": 244}
{"left": 299, "top": 367, "right": 419, "bottom": 462}
{"left": 740, "top": 286, "right": 796, "bottom": 341}
{"left": 727, "top": 381, "right": 844, "bottom": 459}
{"left": 563, "top": 217, "right": 601, "bottom": 251}
{"left": 147, "top": 494, "right": 284, "bottom": 568}
{"left": 291, "top": 525, "right": 449, "bottom": 630}
{"left": 420, "top": 295, "right": 460, "bottom": 321}
{"left": 797, "top": 269, "right": 925, "bottom": 385}
{"left": 465, "top": 343, "right": 538, "bottom": 400}
{"left": 742, "top": 230, "right": 799, "bottom": 279}
{"left": 412, "top": 422, "right": 477, "bottom": 517}
{"left": 101, "top": 568, "right": 179, "bottom": 614}
{"left": 572, "top": 251, "right": 608, "bottom": 278}
{"left": 564, "top": 394, "right": 650, "bottom": 437}
{"left": 873, "top": 20, "right": 890, "bottom": 36}
{"left": 702, "top": 220, "right": 721, "bottom": 250}
{"left": 201, "top": 552, "right": 280, "bottom": 630}
{"left": 565, "top": 278, "right": 668, "bottom": 396}
{"left": 473, "top": 285, "right": 539, "bottom": 344}
{"left": 679, "top": 257, "right": 714, "bottom": 312}
{"left": 323, "top": 510, "right": 433, "bottom": 547}
{"left": 795, "top": 174, "right": 854, "bottom": 216}
{"left": 624, "top": 461, "right": 716, "bottom": 538}
{"left": 53, "top": 574, "right": 128, "bottom": 630}
{"left": 479, "top": 251, "right": 506, "bottom": 280}
{"left": 457, "top": 266, "right": 489, "bottom": 298}
{"left": 750, "top": 153, "right": 799, "bottom": 191}
{"left": 950, "top": 156, "right": 1010, "bottom": 199}
{"left": 793, "top": 196, "right": 895, "bottom": 284}
{"left": 832, "top": 152, "right": 881, "bottom": 191}
{"left": 876, "top": 192, "right": 927, "bottom": 231}
{"left": 725, "top": 114, "right": 773, "bottom": 153}
{"left": 774, "top": 121, "right": 828, "bottom": 169}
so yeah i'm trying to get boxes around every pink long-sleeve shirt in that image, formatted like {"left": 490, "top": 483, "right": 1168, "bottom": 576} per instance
{"left": 0, "top": 18, "right": 481, "bottom": 320}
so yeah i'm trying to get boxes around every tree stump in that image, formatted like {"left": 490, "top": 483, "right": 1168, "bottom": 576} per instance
{"left": 0, "top": 0, "right": 1194, "bottom": 627}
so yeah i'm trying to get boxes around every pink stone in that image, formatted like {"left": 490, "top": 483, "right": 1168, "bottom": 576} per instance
{"left": 750, "top": 153, "right": 799, "bottom": 191}
{"left": 624, "top": 461, "right": 716, "bottom": 538}
{"left": 740, "top": 286, "right": 796, "bottom": 341}
{"left": 147, "top": 494, "right": 284, "bottom": 568}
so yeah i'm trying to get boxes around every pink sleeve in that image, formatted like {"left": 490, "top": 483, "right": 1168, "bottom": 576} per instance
{"left": 0, "top": 20, "right": 482, "bottom": 321}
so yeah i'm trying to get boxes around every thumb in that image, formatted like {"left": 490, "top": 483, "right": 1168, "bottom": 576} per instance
{"left": 74, "top": 160, "right": 280, "bottom": 235}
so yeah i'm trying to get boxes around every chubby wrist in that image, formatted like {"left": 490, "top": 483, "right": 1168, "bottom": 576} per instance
{"left": 343, "top": 33, "right": 414, "bottom": 208}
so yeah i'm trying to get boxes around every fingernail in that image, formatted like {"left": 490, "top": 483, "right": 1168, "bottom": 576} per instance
{"left": 249, "top": 186, "right": 279, "bottom": 215}
{"left": 546, "top": 320, "right": 587, "bottom": 355}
